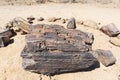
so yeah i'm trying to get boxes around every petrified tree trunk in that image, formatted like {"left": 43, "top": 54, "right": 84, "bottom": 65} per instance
{"left": 21, "top": 24, "right": 99, "bottom": 76}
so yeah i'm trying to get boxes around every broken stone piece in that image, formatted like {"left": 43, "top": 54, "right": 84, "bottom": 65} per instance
{"left": 13, "top": 17, "right": 30, "bottom": 33}
{"left": 21, "top": 24, "right": 99, "bottom": 76}
{"left": 47, "top": 17, "right": 61, "bottom": 22}
{"left": 109, "top": 37, "right": 120, "bottom": 47}
{"left": 67, "top": 18, "right": 76, "bottom": 29}
{"left": 92, "top": 49, "right": 116, "bottom": 67}
{"left": 100, "top": 23, "right": 120, "bottom": 37}
{"left": 0, "top": 28, "right": 14, "bottom": 38}
{"left": 27, "top": 16, "right": 35, "bottom": 21}
{"left": 83, "top": 20, "right": 99, "bottom": 29}
{"left": 0, "top": 36, "right": 10, "bottom": 47}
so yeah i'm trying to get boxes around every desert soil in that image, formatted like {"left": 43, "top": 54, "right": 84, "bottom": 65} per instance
{"left": 0, "top": 3, "right": 120, "bottom": 80}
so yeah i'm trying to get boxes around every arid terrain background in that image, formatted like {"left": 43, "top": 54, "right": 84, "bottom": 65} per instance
{"left": 0, "top": 0, "right": 120, "bottom": 80}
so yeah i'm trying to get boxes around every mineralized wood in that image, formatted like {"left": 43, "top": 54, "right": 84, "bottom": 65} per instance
{"left": 0, "top": 36, "right": 10, "bottom": 47}
{"left": 0, "top": 28, "right": 14, "bottom": 38}
{"left": 21, "top": 24, "right": 99, "bottom": 76}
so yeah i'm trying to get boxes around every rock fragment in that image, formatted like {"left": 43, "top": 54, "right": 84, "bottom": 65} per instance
{"left": 100, "top": 23, "right": 120, "bottom": 37}
{"left": 47, "top": 17, "right": 61, "bottom": 22}
{"left": 83, "top": 20, "right": 99, "bottom": 29}
{"left": 67, "top": 18, "right": 76, "bottom": 29}
{"left": 109, "top": 37, "right": 120, "bottom": 47}
{"left": 0, "top": 28, "right": 14, "bottom": 38}
{"left": 92, "top": 49, "right": 116, "bottom": 67}
{"left": 13, "top": 17, "right": 30, "bottom": 33}
{"left": 27, "top": 16, "right": 35, "bottom": 21}
{"left": 0, "top": 36, "right": 10, "bottom": 47}
{"left": 27, "top": 16, "right": 35, "bottom": 24}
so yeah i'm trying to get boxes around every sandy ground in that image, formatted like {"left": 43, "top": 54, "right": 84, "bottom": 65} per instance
{"left": 0, "top": 3, "right": 120, "bottom": 80}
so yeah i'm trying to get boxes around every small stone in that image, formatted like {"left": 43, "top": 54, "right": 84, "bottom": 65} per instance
{"left": 13, "top": 17, "right": 30, "bottom": 33}
{"left": 109, "top": 37, "right": 120, "bottom": 47}
{"left": 47, "top": 17, "right": 61, "bottom": 22}
{"left": 56, "top": 19, "right": 66, "bottom": 24}
{"left": 100, "top": 23, "right": 120, "bottom": 37}
{"left": 27, "top": 16, "right": 35, "bottom": 21}
{"left": 0, "top": 28, "right": 14, "bottom": 38}
{"left": 67, "top": 18, "right": 76, "bottom": 29}
{"left": 28, "top": 21, "right": 33, "bottom": 24}
{"left": 85, "top": 32, "right": 94, "bottom": 45}
{"left": 37, "top": 17, "right": 44, "bottom": 21}
{"left": 92, "top": 49, "right": 116, "bottom": 67}
{"left": 83, "top": 20, "right": 99, "bottom": 29}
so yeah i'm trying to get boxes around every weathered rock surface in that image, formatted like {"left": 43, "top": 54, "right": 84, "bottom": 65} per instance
{"left": 109, "top": 37, "right": 120, "bottom": 47}
{"left": 0, "top": 36, "right": 10, "bottom": 47}
{"left": 100, "top": 23, "right": 120, "bottom": 37}
{"left": 92, "top": 49, "right": 116, "bottom": 67}
{"left": 13, "top": 17, "right": 30, "bottom": 33}
{"left": 67, "top": 18, "right": 76, "bottom": 29}
{"left": 47, "top": 17, "right": 61, "bottom": 22}
{"left": 21, "top": 24, "right": 99, "bottom": 76}
{"left": 0, "top": 28, "right": 14, "bottom": 38}
{"left": 83, "top": 20, "right": 99, "bottom": 29}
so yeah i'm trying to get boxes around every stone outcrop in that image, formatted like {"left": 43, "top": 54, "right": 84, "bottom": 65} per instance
{"left": 21, "top": 24, "right": 99, "bottom": 76}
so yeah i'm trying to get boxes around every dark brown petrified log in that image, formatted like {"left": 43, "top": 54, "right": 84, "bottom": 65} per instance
{"left": 21, "top": 24, "right": 99, "bottom": 76}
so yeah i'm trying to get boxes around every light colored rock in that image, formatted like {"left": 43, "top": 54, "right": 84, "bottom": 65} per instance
{"left": 83, "top": 20, "right": 99, "bottom": 29}
{"left": 47, "top": 17, "right": 61, "bottom": 22}
{"left": 13, "top": 17, "right": 30, "bottom": 33}
{"left": 109, "top": 37, "right": 120, "bottom": 47}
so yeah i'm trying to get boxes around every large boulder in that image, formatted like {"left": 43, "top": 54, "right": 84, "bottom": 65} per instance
{"left": 21, "top": 24, "right": 99, "bottom": 76}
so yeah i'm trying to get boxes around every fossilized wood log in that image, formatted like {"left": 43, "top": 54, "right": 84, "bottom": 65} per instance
{"left": 21, "top": 24, "right": 99, "bottom": 76}
{"left": 0, "top": 28, "right": 14, "bottom": 38}
{"left": 0, "top": 36, "right": 10, "bottom": 47}
{"left": 13, "top": 17, "right": 30, "bottom": 33}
